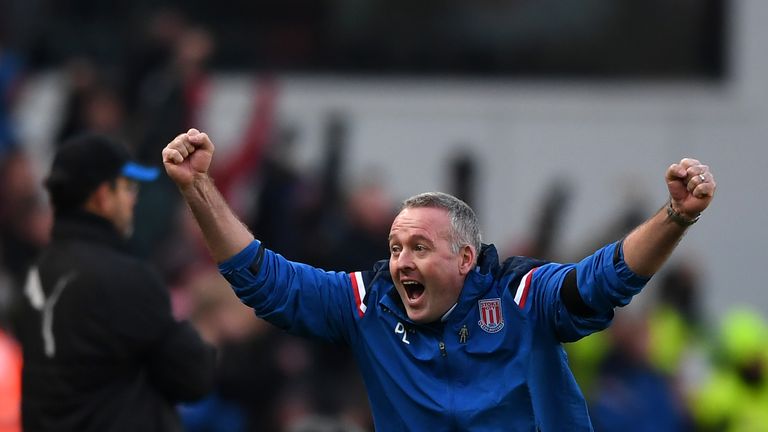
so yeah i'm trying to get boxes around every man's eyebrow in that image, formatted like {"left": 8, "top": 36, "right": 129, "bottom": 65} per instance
{"left": 388, "top": 234, "right": 433, "bottom": 245}
{"left": 411, "top": 234, "right": 432, "bottom": 243}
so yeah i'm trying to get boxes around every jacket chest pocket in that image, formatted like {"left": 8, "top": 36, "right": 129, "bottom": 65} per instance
{"left": 462, "top": 304, "right": 530, "bottom": 359}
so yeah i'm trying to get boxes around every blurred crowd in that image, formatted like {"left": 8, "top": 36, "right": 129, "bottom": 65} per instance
{"left": 1, "top": 5, "right": 766, "bottom": 432}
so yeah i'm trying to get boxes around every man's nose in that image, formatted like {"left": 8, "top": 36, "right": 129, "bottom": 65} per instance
{"left": 395, "top": 249, "right": 415, "bottom": 271}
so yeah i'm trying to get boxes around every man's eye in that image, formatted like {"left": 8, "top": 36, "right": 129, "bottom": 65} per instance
{"left": 390, "top": 245, "right": 401, "bottom": 254}
{"left": 415, "top": 244, "right": 427, "bottom": 252}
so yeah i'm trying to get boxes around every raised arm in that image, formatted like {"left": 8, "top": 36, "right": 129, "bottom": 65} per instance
{"left": 622, "top": 157, "right": 716, "bottom": 276}
{"left": 164, "top": 128, "right": 361, "bottom": 343}
{"left": 162, "top": 128, "right": 254, "bottom": 262}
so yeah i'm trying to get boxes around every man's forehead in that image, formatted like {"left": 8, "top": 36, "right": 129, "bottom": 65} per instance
{"left": 396, "top": 206, "right": 449, "bottom": 220}
{"left": 389, "top": 207, "right": 451, "bottom": 238}
{"left": 393, "top": 207, "right": 447, "bottom": 223}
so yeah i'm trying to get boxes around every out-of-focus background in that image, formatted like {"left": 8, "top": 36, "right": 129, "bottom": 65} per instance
{"left": 1, "top": 0, "right": 767, "bottom": 431}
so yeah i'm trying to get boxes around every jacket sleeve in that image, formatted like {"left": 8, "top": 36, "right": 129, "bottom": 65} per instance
{"left": 526, "top": 241, "right": 651, "bottom": 342}
{"left": 103, "top": 262, "right": 216, "bottom": 402}
{"left": 146, "top": 321, "right": 217, "bottom": 402}
{"left": 218, "top": 240, "right": 358, "bottom": 344}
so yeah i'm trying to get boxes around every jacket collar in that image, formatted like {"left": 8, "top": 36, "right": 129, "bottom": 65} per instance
{"left": 448, "top": 244, "right": 498, "bottom": 322}
{"left": 51, "top": 210, "right": 128, "bottom": 252}
{"left": 379, "top": 244, "right": 499, "bottom": 325}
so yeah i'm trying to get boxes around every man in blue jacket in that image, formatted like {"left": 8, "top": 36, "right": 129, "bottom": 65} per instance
{"left": 163, "top": 128, "right": 716, "bottom": 431}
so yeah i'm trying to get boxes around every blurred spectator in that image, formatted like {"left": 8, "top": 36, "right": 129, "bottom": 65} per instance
{"left": 53, "top": 57, "right": 129, "bottom": 144}
{"left": 647, "top": 262, "right": 707, "bottom": 377}
{"left": 247, "top": 124, "right": 314, "bottom": 261}
{"left": 0, "top": 150, "right": 51, "bottom": 320}
{"left": 0, "top": 40, "right": 23, "bottom": 156}
{"left": 134, "top": 25, "right": 213, "bottom": 165}
{"left": 122, "top": 7, "right": 189, "bottom": 119}
{"left": 448, "top": 150, "right": 477, "bottom": 212}
{"left": 246, "top": 112, "right": 348, "bottom": 266}
{"left": 656, "top": 262, "right": 703, "bottom": 326}
{"left": 55, "top": 58, "right": 98, "bottom": 143}
{"left": 590, "top": 314, "right": 693, "bottom": 432}
{"left": 130, "top": 24, "right": 214, "bottom": 265}
{"left": 524, "top": 178, "right": 572, "bottom": 261}
{"left": 80, "top": 85, "right": 125, "bottom": 137}
{"left": 328, "top": 179, "right": 395, "bottom": 273}
{"left": 290, "top": 112, "right": 348, "bottom": 268}
{"left": 692, "top": 309, "right": 768, "bottom": 431}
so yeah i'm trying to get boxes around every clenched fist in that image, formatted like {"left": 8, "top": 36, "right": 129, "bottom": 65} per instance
{"left": 162, "top": 128, "right": 215, "bottom": 188}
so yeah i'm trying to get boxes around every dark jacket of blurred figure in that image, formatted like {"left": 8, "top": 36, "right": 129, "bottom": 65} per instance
{"left": 14, "top": 135, "right": 216, "bottom": 432}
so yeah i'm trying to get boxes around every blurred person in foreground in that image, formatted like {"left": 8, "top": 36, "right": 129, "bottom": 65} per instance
{"left": 590, "top": 314, "right": 693, "bottom": 431}
{"left": 15, "top": 134, "right": 216, "bottom": 431}
{"left": 692, "top": 309, "right": 768, "bottom": 431}
{"left": 163, "top": 128, "right": 716, "bottom": 431}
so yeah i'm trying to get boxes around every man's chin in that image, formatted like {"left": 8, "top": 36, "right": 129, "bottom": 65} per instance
{"left": 405, "top": 307, "right": 432, "bottom": 324}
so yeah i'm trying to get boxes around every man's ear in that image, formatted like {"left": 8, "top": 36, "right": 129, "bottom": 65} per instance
{"left": 458, "top": 244, "right": 476, "bottom": 275}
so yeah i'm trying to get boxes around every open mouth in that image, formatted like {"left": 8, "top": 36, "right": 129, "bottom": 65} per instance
{"left": 402, "top": 280, "right": 425, "bottom": 301}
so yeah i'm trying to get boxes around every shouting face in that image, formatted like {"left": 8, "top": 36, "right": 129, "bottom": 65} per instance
{"left": 388, "top": 206, "right": 474, "bottom": 323}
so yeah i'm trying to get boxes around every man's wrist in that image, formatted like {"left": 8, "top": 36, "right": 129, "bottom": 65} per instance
{"left": 179, "top": 173, "right": 212, "bottom": 195}
{"left": 666, "top": 200, "right": 701, "bottom": 227}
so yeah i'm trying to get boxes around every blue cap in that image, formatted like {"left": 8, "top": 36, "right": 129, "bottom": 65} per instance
{"left": 121, "top": 161, "right": 160, "bottom": 182}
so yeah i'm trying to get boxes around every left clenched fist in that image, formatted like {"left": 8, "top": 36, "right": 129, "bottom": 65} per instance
{"left": 162, "top": 128, "right": 215, "bottom": 189}
{"left": 665, "top": 157, "right": 716, "bottom": 218}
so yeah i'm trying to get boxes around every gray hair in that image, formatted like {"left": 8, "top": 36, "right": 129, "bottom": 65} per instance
{"left": 400, "top": 192, "right": 482, "bottom": 255}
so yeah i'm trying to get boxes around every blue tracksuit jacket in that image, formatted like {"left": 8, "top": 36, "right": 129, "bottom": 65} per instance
{"left": 219, "top": 240, "right": 649, "bottom": 431}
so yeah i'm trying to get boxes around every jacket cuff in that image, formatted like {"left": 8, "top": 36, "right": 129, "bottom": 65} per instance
{"left": 614, "top": 240, "right": 652, "bottom": 288}
{"left": 218, "top": 240, "right": 262, "bottom": 277}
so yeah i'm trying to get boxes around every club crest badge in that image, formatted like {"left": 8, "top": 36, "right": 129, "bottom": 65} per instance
{"left": 478, "top": 298, "right": 504, "bottom": 333}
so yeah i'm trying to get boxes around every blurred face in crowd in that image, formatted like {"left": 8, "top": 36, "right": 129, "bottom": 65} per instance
{"left": 388, "top": 207, "right": 474, "bottom": 323}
